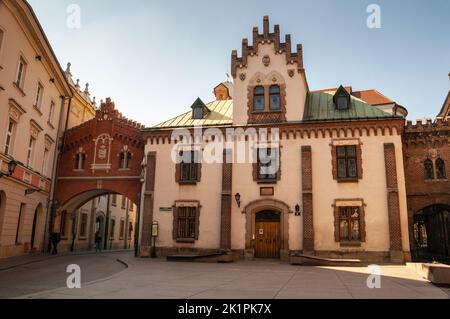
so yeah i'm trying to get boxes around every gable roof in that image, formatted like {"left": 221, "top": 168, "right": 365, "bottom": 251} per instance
{"left": 303, "top": 91, "right": 398, "bottom": 122}
{"left": 438, "top": 91, "right": 450, "bottom": 117}
{"left": 311, "top": 87, "right": 394, "bottom": 106}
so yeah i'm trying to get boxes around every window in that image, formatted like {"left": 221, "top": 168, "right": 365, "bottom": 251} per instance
{"left": 129, "top": 200, "right": 134, "bottom": 212}
{"left": 253, "top": 86, "right": 265, "bottom": 111}
{"left": 26, "top": 137, "right": 36, "bottom": 168}
{"left": 79, "top": 213, "right": 88, "bottom": 238}
{"left": 436, "top": 158, "right": 446, "bottom": 179}
{"left": 75, "top": 153, "right": 86, "bottom": 170}
{"left": 339, "top": 207, "right": 361, "bottom": 242}
{"left": 111, "top": 194, "right": 117, "bottom": 207}
{"left": 269, "top": 85, "right": 281, "bottom": 110}
{"left": 180, "top": 151, "right": 199, "bottom": 183}
{"left": 121, "top": 196, "right": 126, "bottom": 209}
{"left": 424, "top": 159, "right": 434, "bottom": 180}
{"left": 15, "top": 57, "right": 27, "bottom": 89}
{"left": 192, "top": 107, "right": 203, "bottom": 119}
{"left": 42, "top": 148, "right": 49, "bottom": 176}
{"left": 15, "top": 203, "right": 26, "bottom": 244}
{"left": 0, "top": 29, "right": 4, "bottom": 54}
{"left": 119, "top": 151, "right": 132, "bottom": 169}
{"left": 336, "top": 146, "right": 357, "bottom": 180}
{"left": 128, "top": 222, "right": 133, "bottom": 238}
{"left": 4, "top": 119, "right": 16, "bottom": 155}
{"left": 336, "top": 95, "right": 348, "bottom": 110}
{"left": 257, "top": 148, "right": 278, "bottom": 180}
{"left": 60, "top": 211, "right": 68, "bottom": 237}
{"left": 119, "top": 219, "right": 125, "bottom": 239}
{"left": 177, "top": 207, "right": 197, "bottom": 240}
{"left": 34, "top": 83, "right": 44, "bottom": 110}
{"left": 110, "top": 219, "right": 116, "bottom": 239}
{"left": 48, "top": 101, "right": 55, "bottom": 125}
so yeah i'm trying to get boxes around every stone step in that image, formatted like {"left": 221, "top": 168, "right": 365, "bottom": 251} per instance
{"left": 166, "top": 253, "right": 234, "bottom": 263}
{"left": 290, "top": 254, "right": 363, "bottom": 267}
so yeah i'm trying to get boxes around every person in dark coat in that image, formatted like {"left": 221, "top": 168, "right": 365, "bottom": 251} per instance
{"left": 95, "top": 231, "right": 102, "bottom": 252}
{"left": 50, "top": 232, "right": 60, "bottom": 255}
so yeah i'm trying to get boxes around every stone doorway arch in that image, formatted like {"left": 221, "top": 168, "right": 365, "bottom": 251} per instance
{"left": 242, "top": 199, "right": 292, "bottom": 260}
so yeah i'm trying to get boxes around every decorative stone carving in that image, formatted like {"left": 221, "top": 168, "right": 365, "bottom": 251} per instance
{"left": 239, "top": 73, "right": 246, "bottom": 81}
{"left": 288, "top": 69, "right": 295, "bottom": 78}
{"left": 8, "top": 99, "right": 26, "bottom": 122}
{"left": 30, "top": 120, "right": 43, "bottom": 139}
{"left": 262, "top": 55, "right": 270, "bottom": 67}
{"left": 44, "top": 134, "right": 55, "bottom": 150}
{"left": 91, "top": 133, "right": 114, "bottom": 171}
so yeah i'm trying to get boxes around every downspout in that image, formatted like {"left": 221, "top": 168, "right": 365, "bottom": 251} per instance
{"left": 44, "top": 94, "right": 72, "bottom": 253}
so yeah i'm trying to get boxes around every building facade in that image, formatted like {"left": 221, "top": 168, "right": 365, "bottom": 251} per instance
{"left": 0, "top": 0, "right": 71, "bottom": 258}
{"left": 139, "top": 17, "right": 411, "bottom": 263}
{"left": 403, "top": 85, "right": 450, "bottom": 262}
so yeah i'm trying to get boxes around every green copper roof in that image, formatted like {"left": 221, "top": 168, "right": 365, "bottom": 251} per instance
{"left": 303, "top": 91, "right": 397, "bottom": 121}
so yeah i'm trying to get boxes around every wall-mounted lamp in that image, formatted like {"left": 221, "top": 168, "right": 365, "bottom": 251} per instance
{"left": 295, "top": 204, "right": 301, "bottom": 216}
{"left": 49, "top": 78, "right": 55, "bottom": 83}
{"left": 25, "top": 188, "right": 43, "bottom": 196}
{"left": 35, "top": 55, "right": 42, "bottom": 61}
{"left": 235, "top": 193, "right": 241, "bottom": 208}
{"left": 0, "top": 159, "right": 18, "bottom": 178}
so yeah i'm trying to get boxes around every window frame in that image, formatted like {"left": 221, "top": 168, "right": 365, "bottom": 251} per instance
{"left": 269, "top": 85, "right": 281, "bottom": 111}
{"left": 424, "top": 159, "right": 435, "bottom": 180}
{"left": 79, "top": 212, "right": 88, "bottom": 239}
{"left": 119, "top": 219, "right": 125, "bottom": 240}
{"left": 173, "top": 202, "right": 200, "bottom": 242}
{"left": 34, "top": 82, "right": 44, "bottom": 111}
{"left": 48, "top": 100, "right": 55, "bottom": 126}
{"left": 26, "top": 136, "right": 36, "bottom": 168}
{"left": 256, "top": 147, "right": 279, "bottom": 181}
{"left": 435, "top": 158, "right": 446, "bottom": 180}
{"left": 4, "top": 118, "right": 17, "bottom": 156}
{"left": 15, "top": 56, "right": 27, "bottom": 90}
{"left": 333, "top": 201, "right": 366, "bottom": 245}
{"left": 336, "top": 145, "right": 358, "bottom": 181}
{"left": 75, "top": 152, "right": 86, "bottom": 170}
{"left": 177, "top": 150, "right": 200, "bottom": 184}
{"left": 253, "top": 86, "right": 265, "bottom": 112}
{"left": 338, "top": 207, "right": 361, "bottom": 242}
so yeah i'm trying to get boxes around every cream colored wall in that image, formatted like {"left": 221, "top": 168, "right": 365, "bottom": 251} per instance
{"left": 143, "top": 127, "right": 410, "bottom": 254}
{"left": 145, "top": 142, "right": 223, "bottom": 250}
{"left": 233, "top": 42, "right": 308, "bottom": 125}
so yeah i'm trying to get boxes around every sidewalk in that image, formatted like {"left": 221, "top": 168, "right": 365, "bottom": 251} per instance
{"left": 0, "top": 249, "right": 134, "bottom": 271}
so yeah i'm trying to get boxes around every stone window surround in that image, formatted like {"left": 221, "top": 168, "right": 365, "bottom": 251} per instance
{"left": 330, "top": 138, "right": 363, "bottom": 182}
{"left": 172, "top": 200, "right": 201, "bottom": 243}
{"left": 422, "top": 157, "right": 447, "bottom": 181}
{"left": 332, "top": 198, "right": 367, "bottom": 247}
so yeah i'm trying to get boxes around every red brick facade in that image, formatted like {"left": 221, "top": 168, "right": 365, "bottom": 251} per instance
{"left": 301, "top": 146, "right": 314, "bottom": 252}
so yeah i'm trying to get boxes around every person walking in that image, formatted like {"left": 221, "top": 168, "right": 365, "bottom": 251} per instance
{"left": 95, "top": 231, "right": 102, "bottom": 253}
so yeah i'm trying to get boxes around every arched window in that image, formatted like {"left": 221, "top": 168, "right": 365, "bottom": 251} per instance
{"left": 75, "top": 153, "right": 86, "bottom": 170}
{"left": 436, "top": 158, "right": 446, "bottom": 179}
{"left": 253, "top": 86, "right": 265, "bottom": 111}
{"left": 424, "top": 159, "right": 434, "bottom": 180}
{"left": 269, "top": 85, "right": 281, "bottom": 110}
{"left": 119, "top": 151, "right": 132, "bottom": 169}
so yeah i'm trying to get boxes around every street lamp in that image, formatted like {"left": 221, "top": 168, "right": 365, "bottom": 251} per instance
{"left": 0, "top": 159, "right": 18, "bottom": 178}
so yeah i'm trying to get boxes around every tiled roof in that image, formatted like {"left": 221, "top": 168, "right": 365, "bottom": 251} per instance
{"left": 303, "top": 91, "right": 397, "bottom": 122}
{"left": 153, "top": 99, "right": 233, "bottom": 128}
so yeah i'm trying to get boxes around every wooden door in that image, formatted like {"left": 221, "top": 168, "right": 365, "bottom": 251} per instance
{"left": 255, "top": 221, "right": 280, "bottom": 258}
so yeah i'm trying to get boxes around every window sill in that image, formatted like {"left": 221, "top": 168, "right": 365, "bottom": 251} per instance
{"left": 424, "top": 179, "right": 448, "bottom": 183}
{"left": 176, "top": 238, "right": 195, "bottom": 243}
{"left": 178, "top": 180, "right": 198, "bottom": 185}
{"left": 73, "top": 169, "right": 85, "bottom": 172}
{"left": 337, "top": 178, "right": 359, "bottom": 183}
{"left": 12, "top": 82, "right": 26, "bottom": 97}
{"left": 251, "top": 110, "right": 283, "bottom": 114}
{"left": 339, "top": 241, "right": 362, "bottom": 247}
{"left": 118, "top": 168, "right": 131, "bottom": 171}
{"left": 256, "top": 179, "right": 278, "bottom": 185}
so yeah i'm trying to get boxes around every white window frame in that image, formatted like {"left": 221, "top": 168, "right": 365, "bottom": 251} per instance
{"left": 4, "top": 118, "right": 17, "bottom": 156}
{"left": 42, "top": 148, "right": 49, "bottom": 176}
{"left": 15, "top": 56, "right": 27, "bottom": 89}
{"left": 26, "top": 136, "right": 36, "bottom": 168}
{"left": 34, "top": 82, "right": 44, "bottom": 110}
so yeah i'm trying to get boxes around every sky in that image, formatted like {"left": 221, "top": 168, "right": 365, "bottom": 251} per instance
{"left": 28, "top": 0, "right": 450, "bottom": 127}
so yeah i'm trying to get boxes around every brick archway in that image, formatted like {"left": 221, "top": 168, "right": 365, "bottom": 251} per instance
{"left": 53, "top": 98, "right": 144, "bottom": 228}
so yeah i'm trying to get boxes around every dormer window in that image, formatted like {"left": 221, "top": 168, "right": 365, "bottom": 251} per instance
{"left": 191, "top": 97, "right": 209, "bottom": 120}
{"left": 333, "top": 85, "right": 351, "bottom": 111}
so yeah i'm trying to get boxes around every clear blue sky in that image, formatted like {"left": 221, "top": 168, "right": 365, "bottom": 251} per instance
{"left": 28, "top": 0, "right": 450, "bottom": 126}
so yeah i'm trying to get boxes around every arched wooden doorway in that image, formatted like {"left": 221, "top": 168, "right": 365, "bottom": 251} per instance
{"left": 413, "top": 205, "right": 450, "bottom": 262}
{"left": 254, "top": 210, "right": 281, "bottom": 258}
{"left": 30, "top": 203, "right": 44, "bottom": 251}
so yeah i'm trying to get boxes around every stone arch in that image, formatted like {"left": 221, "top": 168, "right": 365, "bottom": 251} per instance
{"left": 242, "top": 198, "right": 292, "bottom": 260}
{"left": 30, "top": 203, "right": 45, "bottom": 251}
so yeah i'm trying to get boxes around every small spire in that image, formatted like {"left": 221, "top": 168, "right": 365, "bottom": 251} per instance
{"left": 75, "top": 79, "right": 80, "bottom": 89}
{"left": 65, "top": 62, "right": 72, "bottom": 77}
{"left": 92, "top": 96, "right": 96, "bottom": 106}
{"left": 84, "top": 82, "right": 90, "bottom": 94}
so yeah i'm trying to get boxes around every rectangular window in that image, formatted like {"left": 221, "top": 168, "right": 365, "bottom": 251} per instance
{"left": 119, "top": 219, "right": 125, "bottom": 239}
{"left": 339, "top": 207, "right": 361, "bottom": 242}
{"left": 26, "top": 137, "right": 36, "bottom": 168}
{"left": 128, "top": 222, "right": 133, "bottom": 238}
{"left": 34, "top": 83, "right": 44, "bottom": 110}
{"left": 79, "top": 213, "right": 88, "bottom": 238}
{"left": 110, "top": 219, "right": 116, "bottom": 239}
{"left": 60, "top": 211, "right": 67, "bottom": 237}
{"left": 336, "top": 145, "right": 357, "bottom": 179}
{"left": 121, "top": 196, "right": 126, "bottom": 209}
{"left": 15, "top": 57, "right": 27, "bottom": 88}
{"left": 4, "top": 119, "right": 16, "bottom": 155}
{"left": 42, "top": 148, "right": 49, "bottom": 176}
{"left": 177, "top": 207, "right": 197, "bottom": 240}
{"left": 48, "top": 101, "right": 55, "bottom": 124}
{"left": 257, "top": 148, "right": 278, "bottom": 180}
{"left": 129, "top": 200, "right": 133, "bottom": 212}
{"left": 15, "top": 203, "right": 26, "bottom": 244}
{"left": 111, "top": 194, "right": 117, "bottom": 206}
{"left": 180, "top": 151, "right": 198, "bottom": 183}
{"left": 0, "top": 29, "right": 4, "bottom": 54}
